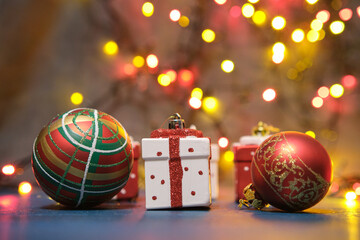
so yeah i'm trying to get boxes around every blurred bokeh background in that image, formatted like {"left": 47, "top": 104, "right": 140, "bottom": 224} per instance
{"left": 0, "top": 0, "right": 359, "bottom": 197}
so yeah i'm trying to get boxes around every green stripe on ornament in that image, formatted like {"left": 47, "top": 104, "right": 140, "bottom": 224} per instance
{"left": 34, "top": 151, "right": 128, "bottom": 193}
{"left": 33, "top": 148, "right": 83, "bottom": 190}
{"left": 74, "top": 112, "right": 120, "bottom": 142}
{"left": 34, "top": 135, "right": 130, "bottom": 191}
{"left": 72, "top": 109, "right": 93, "bottom": 136}
{"left": 47, "top": 118, "right": 129, "bottom": 167}
{"left": 55, "top": 120, "right": 94, "bottom": 199}
{"left": 83, "top": 176, "right": 128, "bottom": 192}
{"left": 38, "top": 180, "right": 75, "bottom": 201}
{"left": 99, "top": 123, "right": 127, "bottom": 151}
{"left": 62, "top": 124, "right": 94, "bottom": 149}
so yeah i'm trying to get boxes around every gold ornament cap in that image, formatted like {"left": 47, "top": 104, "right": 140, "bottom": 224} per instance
{"left": 252, "top": 121, "right": 280, "bottom": 136}
{"left": 168, "top": 113, "right": 185, "bottom": 129}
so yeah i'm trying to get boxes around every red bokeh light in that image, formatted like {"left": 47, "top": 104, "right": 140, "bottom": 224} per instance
{"left": 353, "top": 182, "right": 360, "bottom": 191}
{"left": 2, "top": 164, "right": 15, "bottom": 176}
{"left": 123, "top": 63, "right": 137, "bottom": 76}
{"left": 230, "top": 6, "right": 241, "bottom": 18}
{"left": 341, "top": 75, "right": 357, "bottom": 89}
{"left": 317, "top": 86, "right": 330, "bottom": 98}
{"left": 316, "top": 10, "right": 330, "bottom": 23}
{"left": 339, "top": 8, "right": 353, "bottom": 21}
{"left": 178, "top": 69, "right": 194, "bottom": 86}
{"left": 330, "top": 182, "right": 339, "bottom": 193}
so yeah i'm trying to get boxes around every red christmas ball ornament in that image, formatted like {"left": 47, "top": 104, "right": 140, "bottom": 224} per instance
{"left": 251, "top": 131, "right": 332, "bottom": 212}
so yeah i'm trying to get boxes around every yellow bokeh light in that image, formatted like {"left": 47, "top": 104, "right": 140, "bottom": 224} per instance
{"left": 202, "top": 29, "right": 216, "bottom": 43}
{"left": 166, "top": 70, "right": 177, "bottom": 82}
{"left": 142, "top": 2, "right": 154, "bottom": 17}
{"left": 252, "top": 11, "right": 266, "bottom": 26}
{"left": 271, "top": 16, "right": 286, "bottom": 30}
{"left": 307, "top": 30, "right": 320, "bottom": 42}
{"left": 191, "top": 88, "right": 203, "bottom": 100}
{"left": 287, "top": 68, "right": 298, "bottom": 80}
{"left": 330, "top": 84, "right": 344, "bottom": 98}
{"left": 224, "top": 150, "right": 234, "bottom": 162}
{"left": 345, "top": 199, "right": 357, "bottom": 208}
{"left": 221, "top": 60, "right": 235, "bottom": 73}
{"left": 179, "top": 16, "right": 190, "bottom": 27}
{"left": 291, "top": 29, "right": 305, "bottom": 43}
{"left": 214, "top": 0, "right": 227, "bottom": 5}
{"left": 188, "top": 97, "right": 202, "bottom": 109}
{"left": 103, "top": 41, "right": 118, "bottom": 56}
{"left": 202, "top": 97, "right": 218, "bottom": 113}
{"left": 272, "top": 42, "right": 285, "bottom": 54}
{"left": 146, "top": 54, "right": 158, "bottom": 68}
{"left": 18, "top": 181, "right": 32, "bottom": 195}
{"left": 355, "top": 187, "right": 360, "bottom": 195}
{"left": 305, "top": 131, "right": 316, "bottom": 138}
{"left": 157, "top": 74, "right": 171, "bottom": 87}
{"left": 310, "top": 19, "right": 323, "bottom": 31}
{"left": 248, "top": 0, "right": 259, "bottom": 3}
{"left": 272, "top": 53, "right": 284, "bottom": 64}
{"left": 306, "top": 0, "right": 318, "bottom": 5}
{"left": 71, "top": 92, "right": 83, "bottom": 105}
{"left": 312, "top": 96, "right": 324, "bottom": 108}
{"left": 345, "top": 191, "right": 357, "bottom": 201}
{"left": 218, "top": 137, "right": 229, "bottom": 148}
{"left": 296, "top": 61, "right": 307, "bottom": 71}
{"left": 262, "top": 88, "right": 276, "bottom": 101}
{"left": 242, "top": 3, "right": 255, "bottom": 18}
{"left": 318, "top": 29, "right": 326, "bottom": 41}
{"left": 133, "top": 56, "right": 145, "bottom": 68}
{"left": 329, "top": 21, "right": 345, "bottom": 35}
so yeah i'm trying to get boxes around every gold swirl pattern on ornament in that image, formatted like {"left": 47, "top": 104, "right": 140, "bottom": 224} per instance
{"left": 253, "top": 133, "right": 330, "bottom": 210}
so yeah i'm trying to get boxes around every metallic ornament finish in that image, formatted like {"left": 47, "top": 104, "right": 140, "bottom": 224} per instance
{"left": 251, "top": 131, "right": 332, "bottom": 212}
{"left": 31, "top": 108, "right": 133, "bottom": 208}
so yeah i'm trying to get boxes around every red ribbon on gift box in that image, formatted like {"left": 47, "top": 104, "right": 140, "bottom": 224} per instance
{"left": 151, "top": 129, "right": 203, "bottom": 208}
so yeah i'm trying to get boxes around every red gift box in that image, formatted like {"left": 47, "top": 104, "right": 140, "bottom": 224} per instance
{"left": 116, "top": 141, "right": 140, "bottom": 201}
{"left": 233, "top": 144, "right": 258, "bottom": 201}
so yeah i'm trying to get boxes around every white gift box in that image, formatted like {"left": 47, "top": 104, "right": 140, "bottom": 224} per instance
{"left": 210, "top": 143, "right": 220, "bottom": 200}
{"left": 142, "top": 130, "right": 211, "bottom": 209}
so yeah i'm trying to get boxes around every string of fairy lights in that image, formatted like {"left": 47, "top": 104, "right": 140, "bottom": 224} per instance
{"left": 69, "top": 0, "right": 360, "bottom": 200}
{"left": 1, "top": 0, "right": 360, "bottom": 202}
{"left": 70, "top": 0, "right": 359, "bottom": 111}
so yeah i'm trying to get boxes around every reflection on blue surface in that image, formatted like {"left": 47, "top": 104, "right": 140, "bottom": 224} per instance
{"left": 346, "top": 200, "right": 358, "bottom": 240}
{"left": 0, "top": 189, "right": 359, "bottom": 240}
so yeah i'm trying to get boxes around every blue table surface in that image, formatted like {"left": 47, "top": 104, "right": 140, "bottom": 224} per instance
{"left": 0, "top": 187, "right": 359, "bottom": 240}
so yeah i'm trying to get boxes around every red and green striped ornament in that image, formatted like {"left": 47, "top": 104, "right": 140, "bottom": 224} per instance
{"left": 31, "top": 108, "right": 133, "bottom": 208}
